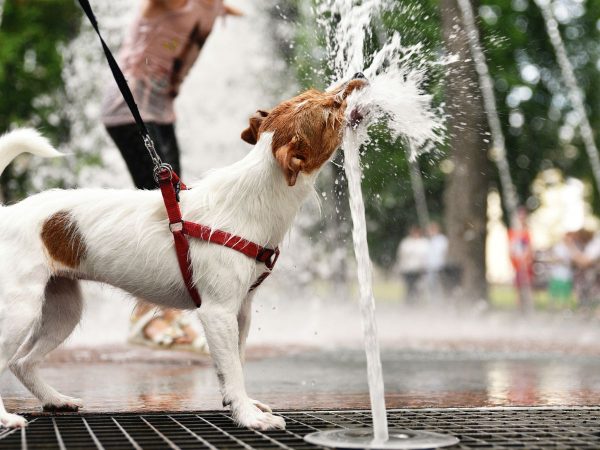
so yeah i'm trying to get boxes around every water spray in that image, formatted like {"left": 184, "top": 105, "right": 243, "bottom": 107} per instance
{"left": 304, "top": 1, "right": 458, "bottom": 448}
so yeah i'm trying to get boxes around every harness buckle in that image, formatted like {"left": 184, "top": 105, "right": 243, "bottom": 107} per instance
{"left": 169, "top": 221, "right": 184, "bottom": 233}
{"left": 257, "top": 247, "right": 280, "bottom": 270}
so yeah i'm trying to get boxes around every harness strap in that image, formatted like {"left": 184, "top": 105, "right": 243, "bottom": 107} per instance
{"left": 157, "top": 168, "right": 279, "bottom": 308}
{"left": 158, "top": 169, "right": 202, "bottom": 307}
{"left": 182, "top": 223, "right": 280, "bottom": 270}
{"left": 249, "top": 272, "right": 272, "bottom": 292}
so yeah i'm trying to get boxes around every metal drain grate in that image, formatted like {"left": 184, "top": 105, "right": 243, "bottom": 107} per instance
{"left": 2, "top": 408, "right": 600, "bottom": 449}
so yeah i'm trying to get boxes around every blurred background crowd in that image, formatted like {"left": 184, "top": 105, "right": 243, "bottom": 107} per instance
{"left": 395, "top": 215, "right": 600, "bottom": 313}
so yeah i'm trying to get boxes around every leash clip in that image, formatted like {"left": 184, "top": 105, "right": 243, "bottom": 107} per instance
{"left": 144, "top": 135, "right": 162, "bottom": 168}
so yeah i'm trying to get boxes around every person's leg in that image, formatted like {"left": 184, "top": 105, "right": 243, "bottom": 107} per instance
{"left": 155, "top": 123, "right": 181, "bottom": 175}
{"left": 563, "top": 280, "right": 574, "bottom": 303}
{"left": 105, "top": 123, "right": 163, "bottom": 190}
{"left": 549, "top": 278, "right": 561, "bottom": 302}
{"left": 426, "top": 270, "right": 443, "bottom": 304}
{"left": 403, "top": 273, "right": 418, "bottom": 305}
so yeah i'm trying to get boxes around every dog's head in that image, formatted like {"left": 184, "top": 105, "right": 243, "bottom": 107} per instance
{"left": 241, "top": 73, "right": 368, "bottom": 186}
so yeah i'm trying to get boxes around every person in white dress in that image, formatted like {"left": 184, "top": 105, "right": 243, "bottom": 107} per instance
{"left": 397, "top": 226, "right": 429, "bottom": 304}
{"left": 425, "top": 222, "right": 448, "bottom": 300}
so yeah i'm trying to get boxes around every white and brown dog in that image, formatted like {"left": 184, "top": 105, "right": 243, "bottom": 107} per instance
{"left": 0, "top": 75, "right": 367, "bottom": 430}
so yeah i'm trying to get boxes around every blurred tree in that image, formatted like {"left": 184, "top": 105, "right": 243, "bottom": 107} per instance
{"left": 0, "top": 0, "right": 81, "bottom": 202}
{"left": 440, "top": 0, "right": 490, "bottom": 302}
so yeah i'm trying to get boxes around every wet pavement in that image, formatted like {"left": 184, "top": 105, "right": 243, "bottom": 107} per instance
{"left": 3, "top": 346, "right": 600, "bottom": 415}
{"left": 5, "top": 282, "right": 600, "bottom": 417}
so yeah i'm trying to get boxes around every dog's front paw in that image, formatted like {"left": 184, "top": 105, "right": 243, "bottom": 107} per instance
{"left": 0, "top": 413, "right": 27, "bottom": 428}
{"left": 234, "top": 403, "right": 285, "bottom": 431}
{"left": 43, "top": 396, "right": 83, "bottom": 412}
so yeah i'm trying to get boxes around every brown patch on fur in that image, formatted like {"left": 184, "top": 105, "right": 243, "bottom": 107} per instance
{"left": 254, "top": 78, "right": 367, "bottom": 186}
{"left": 41, "top": 211, "right": 87, "bottom": 268}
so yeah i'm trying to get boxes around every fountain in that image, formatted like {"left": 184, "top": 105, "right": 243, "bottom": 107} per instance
{"left": 304, "top": 1, "right": 457, "bottom": 448}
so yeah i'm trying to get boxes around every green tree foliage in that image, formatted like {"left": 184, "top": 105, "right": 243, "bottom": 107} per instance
{"left": 479, "top": 0, "right": 600, "bottom": 211}
{"left": 0, "top": 0, "right": 81, "bottom": 201}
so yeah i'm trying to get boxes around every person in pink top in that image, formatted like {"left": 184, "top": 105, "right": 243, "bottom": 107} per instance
{"left": 101, "top": 0, "right": 241, "bottom": 351}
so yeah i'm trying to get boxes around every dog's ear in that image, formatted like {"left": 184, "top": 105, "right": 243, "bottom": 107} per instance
{"left": 274, "top": 137, "right": 305, "bottom": 186}
{"left": 241, "top": 110, "right": 270, "bottom": 145}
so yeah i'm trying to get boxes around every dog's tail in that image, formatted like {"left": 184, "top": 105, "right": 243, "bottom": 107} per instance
{"left": 0, "top": 128, "right": 63, "bottom": 176}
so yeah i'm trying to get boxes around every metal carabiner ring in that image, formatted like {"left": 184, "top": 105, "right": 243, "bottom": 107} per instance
{"left": 154, "top": 163, "right": 173, "bottom": 183}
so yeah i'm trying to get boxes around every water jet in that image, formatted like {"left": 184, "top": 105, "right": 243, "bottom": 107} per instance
{"left": 304, "top": 1, "right": 456, "bottom": 448}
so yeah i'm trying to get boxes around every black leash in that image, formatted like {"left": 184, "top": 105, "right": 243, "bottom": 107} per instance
{"left": 77, "top": 0, "right": 165, "bottom": 176}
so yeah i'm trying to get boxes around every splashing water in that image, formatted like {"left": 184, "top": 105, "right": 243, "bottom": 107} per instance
{"left": 317, "top": 0, "right": 383, "bottom": 77}
{"left": 316, "top": 0, "right": 445, "bottom": 445}
{"left": 347, "top": 35, "right": 445, "bottom": 157}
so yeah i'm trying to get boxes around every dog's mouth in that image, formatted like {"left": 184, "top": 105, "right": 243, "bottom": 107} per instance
{"left": 349, "top": 108, "right": 364, "bottom": 128}
{"left": 343, "top": 72, "right": 368, "bottom": 129}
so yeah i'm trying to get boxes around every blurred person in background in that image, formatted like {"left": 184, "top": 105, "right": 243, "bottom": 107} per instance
{"left": 101, "top": 0, "right": 242, "bottom": 351}
{"left": 425, "top": 221, "right": 448, "bottom": 300}
{"left": 397, "top": 226, "right": 428, "bottom": 305}
{"left": 567, "top": 229, "right": 600, "bottom": 309}
{"left": 547, "top": 233, "right": 574, "bottom": 304}
{"left": 508, "top": 207, "right": 534, "bottom": 311}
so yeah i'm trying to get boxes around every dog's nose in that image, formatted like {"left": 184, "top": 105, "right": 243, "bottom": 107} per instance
{"left": 353, "top": 72, "right": 367, "bottom": 80}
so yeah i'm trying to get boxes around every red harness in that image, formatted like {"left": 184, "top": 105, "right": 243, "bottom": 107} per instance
{"left": 157, "top": 167, "right": 280, "bottom": 308}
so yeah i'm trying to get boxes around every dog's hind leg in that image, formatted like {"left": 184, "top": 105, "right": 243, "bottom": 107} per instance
{"left": 10, "top": 277, "right": 83, "bottom": 412}
{"left": 0, "top": 274, "right": 47, "bottom": 428}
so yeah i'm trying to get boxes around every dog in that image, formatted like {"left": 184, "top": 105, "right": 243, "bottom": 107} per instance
{"left": 0, "top": 74, "right": 367, "bottom": 430}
